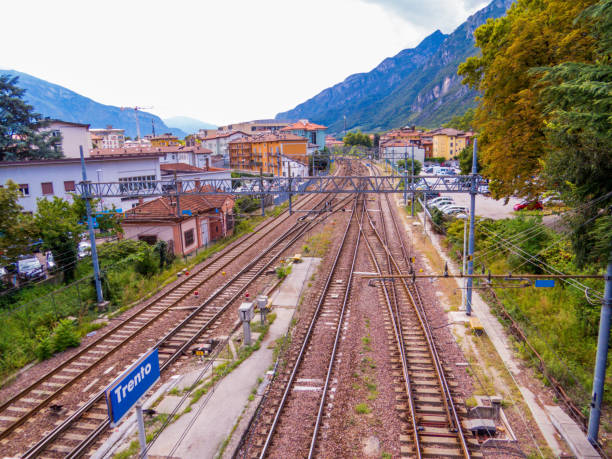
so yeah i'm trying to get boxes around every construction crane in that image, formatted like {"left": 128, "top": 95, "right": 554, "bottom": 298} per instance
{"left": 120, "top": 106, "right": 153, "bottom": 140}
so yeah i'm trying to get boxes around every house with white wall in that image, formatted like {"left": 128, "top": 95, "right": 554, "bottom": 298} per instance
{"left": 90, "top": 127, "right": 125, "bottom": 149}
{"left": 380, "top": 140, "right": 425, "bottom": 167}
{"left": 200, "top": 131, "right": 249, "bottom": 163}
{"left": 280, "top": 155, "right": 308, "bottom": 178}
{"left": 0, "top": 153, "right": 164, "bottom": 213}
{"left": 40, "top": 120, "right": 92, "bottom": 158}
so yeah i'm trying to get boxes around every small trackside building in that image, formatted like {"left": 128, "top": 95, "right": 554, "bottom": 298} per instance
{"left": 120, "top": 194, "right": 235, "bottom": 255}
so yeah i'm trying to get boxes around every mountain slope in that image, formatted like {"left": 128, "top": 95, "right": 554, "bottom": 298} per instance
{"left": 0, "top": 70, "right": 186, "bottom": 139}
{"left": 163, "top": 116, "right": 217, "bottom": 134}
{"left": 276, "top": 0, "right": 514, "bottom": 132}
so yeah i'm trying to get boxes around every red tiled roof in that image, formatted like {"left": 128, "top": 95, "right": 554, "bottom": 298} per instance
{"left": 90, "top": 146, "right": 212, "bottom": 156}
{"left": 281, "top": 120, "right": 327, "bottom": 132}
{"left": 160, "top": 163, "right": 208, "bottom": 173}
{"left": 202, "top": 130, "right": 249, "bottom": 140}
{"left": 229, "top": 133, "right": 306, "bottom": 144}
{"left": 123, "top": 193, "right": 234, "bottom": 220}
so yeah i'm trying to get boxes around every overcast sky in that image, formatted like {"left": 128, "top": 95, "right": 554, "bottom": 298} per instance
{"left": 1, "top": 0, "right": 487, "bottom": 125}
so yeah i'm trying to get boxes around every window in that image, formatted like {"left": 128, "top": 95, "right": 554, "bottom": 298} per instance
{"left": 139, "top": 235, "right": 157, "bottom": 245}
{"left": 184, "top": 229, "right": 195, "bottom": 247}
{"left": 19, "top": 184, "right": 29, "bottom": 196}
{"left": 64, "top": 181, "right": 76, "bottom": 192}
{"left": 118, "top": 175, "right": 156, "bottom": 192}
{"left": 41, "top": 182, "right": 54, "bottom": 195}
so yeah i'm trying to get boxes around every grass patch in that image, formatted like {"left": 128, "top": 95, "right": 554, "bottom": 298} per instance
{"left": 355, "top": 403, "right": 371, "bottom": 414}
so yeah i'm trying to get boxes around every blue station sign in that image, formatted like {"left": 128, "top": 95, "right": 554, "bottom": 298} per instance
{"left": 105, "top": 348, "right": 160, "bottom": 425}
{"left": 535, "top": 279, "right": 555, "bottom": 288}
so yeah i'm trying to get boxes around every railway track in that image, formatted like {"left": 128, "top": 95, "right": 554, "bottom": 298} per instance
{"left": 360, "top": 184, "right": 479, "bottom": 458}
{"left": 21, "top": 190, "right": 357, "bottom": 458}
{"left": 0, "top": 164, "right": 357, "bottom": 457}
{"left": 239, "top": 194, "right": 363, "bottom": 459}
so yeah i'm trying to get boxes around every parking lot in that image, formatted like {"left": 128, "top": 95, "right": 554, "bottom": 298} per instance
{"left": 437, "top": 193, "right": 523, "bottom": 220}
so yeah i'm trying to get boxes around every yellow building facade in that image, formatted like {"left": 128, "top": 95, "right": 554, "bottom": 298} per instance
{"left": 229, "top": 134, "right": 307, "bottom": 175}
{"left": 431, "top": 128, "right": 472, "bottom": 160}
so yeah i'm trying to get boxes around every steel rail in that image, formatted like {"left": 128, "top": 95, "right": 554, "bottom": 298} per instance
{"left": 361, "top": 209, "right": 423, "bottom": 457}
{"left": 0, "top": 189, "right": 324, "bottom": 442}
{"left": 23, "top": 186, "right": 354, "bottom": 458}
{"left": 307, "top": 196, "right": 364, "bottom": 458}
{"left": 370, "top": 184, "right": 471, "bottom": 458}
{"left": 258, "top": 196, "right": 359, "bottom": 458}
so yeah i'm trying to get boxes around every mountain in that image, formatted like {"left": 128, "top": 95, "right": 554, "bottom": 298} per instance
{"left": 0, "top": 69, "right": 186, "bottom": 139}
{"left": 163, "top": 116, "right": 217, "bottom": 134}
{"left": 276, "top": 0, "right": 514, "bottom": 133}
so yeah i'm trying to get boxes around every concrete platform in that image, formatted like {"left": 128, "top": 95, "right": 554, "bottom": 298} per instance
{"left": 270, "top": 257, "right": 321, "bottom": 308}
{"left": 142, "top": 258, "right": 321, "bottom": 458}
{"left": 547, "top": 405, "right": 600, "bottom": 458}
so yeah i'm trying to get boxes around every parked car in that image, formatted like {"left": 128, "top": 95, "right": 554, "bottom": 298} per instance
{"left": 17, "top": 256, "right": 46, "bottom": 281}
{"left": 542, "top": 192, "right": 563, "bottom": 206}
{"left": 513, "top": 200, "right": 543, "bottom": 211}
{"left": 78, "top": 241, "right": 91, "bottom": 259}
{"left": 478, "top": 184, "right": 490, "bottom": 195}
{"left": 441, "top": 206, "right": 468, "bottom": 215}
{"left": 429, "top": 197, "right": 454, "bottom": 207}
{"left": 430, "top": 200, "right": 455, "bottom": 210}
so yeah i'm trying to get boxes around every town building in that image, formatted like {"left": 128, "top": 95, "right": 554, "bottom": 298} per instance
{"left": 90, "top": 145, "right": 213, "bottom": 170}
{"left": 40, "top": 120, "right": 92, "bottom": 158}
{"left": 430, "top": 128, "right": 474, "bottom": 160}
{"left": 159, "top": 163, "right": 232, "bottom": 189}
{"left": 0, "top": 153, "right": 164, "bottom": 212}
{"left": 121, "top": 194, "right": 235, "bottom": 255}
{"left": 380, "top": 140, "right": 425, "bottom": 166}
{"left": 280, "top": 120, "right": 327, "bottom": 151}
{"left": 89, "top": 126, "right": 125, "bottom": 149}
{"left": 200, "top": 131, "right": 249, "bottom": 163}
{"left": 325, "top": 135, "right": 344, "bottom": 149}
{"left": 228, "top": 133, "right": 308, "bottom": 176}
{"left": 217, "top": 119, "right": 289, "bottom": 133}
{"left": 150, "top": 133, "right": 180, "bottom": 147}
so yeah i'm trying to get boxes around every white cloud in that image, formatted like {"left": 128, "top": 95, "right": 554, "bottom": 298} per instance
{"left": 0, "top": 0, "right": 483, "bottom": 125}
{"left": 360, "top": 0, "right": 489, "bottom": 32}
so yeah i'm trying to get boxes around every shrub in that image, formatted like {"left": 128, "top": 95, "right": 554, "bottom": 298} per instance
{"left": 276, "top": 265, "right": 292, "bottom": 279}
{"left": 36, "top": 336, "right": 54, "bottom": 360}
{"left": 135, "top": 247, "right": 159, "bottom": 277}
{"left": 52, "top": 319, "right": 80, "bottom": 352}
{"left": 355, "top": 403, "right": 371, "bottom": 414}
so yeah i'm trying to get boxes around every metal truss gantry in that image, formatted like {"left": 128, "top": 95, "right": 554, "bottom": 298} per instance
{"left": 76, "top": 174, "right": 486, "bottom": 198}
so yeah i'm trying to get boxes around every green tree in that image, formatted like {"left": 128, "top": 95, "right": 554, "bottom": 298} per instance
{"left": 0, "top": 75, "right": 62, "bottom": 161}
{"left": 457, "top": 143, "right": 483, "bottom": 175}
{"left": 457, "top": 0, "right": 597, "bottom": 198}
{"left": 538, "top": 0, "right": 612, "bottom": 267}
{"left": 397, "top": 159, "right": 422, "bottom": 175}
{"left": 443, "top": 108, "right": 476, "bottom": 131}
{"left": 34, "top": 197, "right": 82, "bottom": 281}
{"left": 0, "top": 181, "right": 36, "bottom": 266}
{"left": 343, "top": 130, "right": 372, "bottom": 147}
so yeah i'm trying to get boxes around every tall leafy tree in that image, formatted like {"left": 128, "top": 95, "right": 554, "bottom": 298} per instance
{"left": 0, "top": 181, "right": 36, "bottom": 266}
{"left": 538, "top": 0, "right": 612, "bottom": 267}
{"left": 0, "top": 74, "right": 61, "bottom": 161}
{"left": 458, "top": 0, "right": 597, "bottom": 198}
{"left": 343, "top": 130, "right": 372, "bottom": 147}
{"left": 34, "top": 198, "right": 82, "bottom": 281}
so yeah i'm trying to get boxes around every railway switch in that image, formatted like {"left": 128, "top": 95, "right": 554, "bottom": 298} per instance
{"left": 239, "top": 302, "right": 255, "bottom": 346}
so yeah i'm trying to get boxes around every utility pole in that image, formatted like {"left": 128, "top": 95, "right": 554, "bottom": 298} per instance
{"left": 411, "top": 145, "right": 415, "bottom": 217}
{"left": 288, "top": 162, "right": 292, "bottom": 215}
{"left": 403, "top": 147, "right": 408, "bottom": 206}
{"left": 79, "top": 146, "right": 104, "bottom": 306}
{"left": 465, "top": 139, "right": 478, "bottom": 316}
{"left": 588, "top": 257, "right": 612, "bottom": 446}
{"left": 260, "top": 166, "right": 265, "bottom": 217}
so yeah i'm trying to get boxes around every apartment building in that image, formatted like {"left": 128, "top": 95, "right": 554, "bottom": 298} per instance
{"left": 228, "top": 133, "right": 308, "bottom": 176}
{"left": 280, "top": 120, "right": 327, "bottom": 151}
{"left": 431, "top": 128, "right": 474, "bottom": 160}
{"left": 39, "top": 120, "right": 92, "bottom": 158}
{"left": 89, "top": 126, "right": 125, "bottom": 149}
